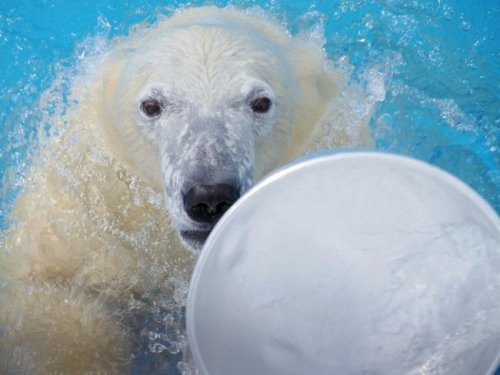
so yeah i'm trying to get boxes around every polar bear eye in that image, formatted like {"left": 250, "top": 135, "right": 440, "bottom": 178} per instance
{"left": 250, "top": 97, "right": 272, "bottom": 113}
{"left": 141, "top": 99, "right": 162, "bottom": 117}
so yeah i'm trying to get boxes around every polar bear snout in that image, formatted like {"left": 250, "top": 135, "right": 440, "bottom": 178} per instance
{"left": 183, "top": 183, "right": 240, "bottom": 224}
{"left": 178, "top": 182, "right": 241, "bottom": 251}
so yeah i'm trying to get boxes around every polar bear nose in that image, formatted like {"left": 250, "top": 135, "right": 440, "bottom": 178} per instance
{"left": 183, "top": 184, "right": 240, "bottom": 224}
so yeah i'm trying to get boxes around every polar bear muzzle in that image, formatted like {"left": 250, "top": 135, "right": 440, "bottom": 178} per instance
{"left": 179, "top": 182, "right": 240, "bottom": 249}
{"left": 183, "top": 183, "right": 240, "bottom": 224}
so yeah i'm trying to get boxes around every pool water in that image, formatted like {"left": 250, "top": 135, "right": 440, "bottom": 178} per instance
{"left": 1, "top": 0, "right": 498, "bottom": 227}
{"left": 0, "top": 0, "right": 498, "bottom": 374}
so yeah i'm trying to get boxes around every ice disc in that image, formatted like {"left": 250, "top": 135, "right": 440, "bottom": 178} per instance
{"left": 187, "top": 151, "right": 500, "bottom": 375}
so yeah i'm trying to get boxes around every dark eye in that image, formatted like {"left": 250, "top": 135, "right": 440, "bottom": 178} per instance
{"left": 250, "top": 97, "right": 272, "bottom": 113}
{"left": 141, "top": 99, "right": 162, "bottom": 117}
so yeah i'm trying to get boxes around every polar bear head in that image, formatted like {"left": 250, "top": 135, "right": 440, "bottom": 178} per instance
{"left": 99, "top": 7, "right": 338, "bottom": 251}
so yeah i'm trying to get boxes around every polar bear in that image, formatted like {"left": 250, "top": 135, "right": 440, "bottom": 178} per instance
{"left": 0, "top": 6, "right": 370, "bottom": 373}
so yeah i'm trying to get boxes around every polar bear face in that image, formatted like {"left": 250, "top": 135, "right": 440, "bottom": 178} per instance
{"left": 104, "top": 26, "right": 296, "bottom": 250}
{"left": 100, "top": 10, "right": 337, "bottom": 251}
{"left": 138, "top": 77, "right": 277, "bottom": 250}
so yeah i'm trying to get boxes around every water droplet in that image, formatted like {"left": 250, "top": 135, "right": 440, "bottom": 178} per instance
{"left": 461, "top": 20, "right": 471, "bottom": 31}
{"left": 377, "top": 113, "right": 394, "bottom": 130}
{"left": 149, "top": 342, "right": 166, "bottom": 353}
{"left": 116, "top": 169, "right": 125, "bottom": 181}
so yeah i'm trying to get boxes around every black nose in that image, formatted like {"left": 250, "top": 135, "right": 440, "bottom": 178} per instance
{"left": 183, "top": 184, "right": 240, "bottom": 224}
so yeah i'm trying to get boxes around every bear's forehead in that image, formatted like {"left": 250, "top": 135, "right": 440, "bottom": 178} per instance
{"left": 134, "top": 25, "right": 280, "bottom": 73}
{"left": 128, "top": 25, "right": 284, "bottom": 96}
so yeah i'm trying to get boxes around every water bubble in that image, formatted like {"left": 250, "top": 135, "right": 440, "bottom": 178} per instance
{"left": 148, "top": 331, "right": 159, "bottom": 341}
{"left": 116, "top": 169, "right": 125, "bottom": 181}
{"left": 166, "top": 341, "right": 180, "bottom": 355}
{"left": 460, "top": 20, "right": 471, "bottom": 31}
{"left": 163, "top": 312, "right": 174, "bottom": 323}
{"left": 363, "top": 14, "right": 376, "bottom": 30}
{"left": 149, "top": 342, "right": 166, "bottom": 353}
{"left": 377, "top": 113, "right": 394, "bottom": 130}
{"left": 177, "top": 360, "right": 200, "bottom": 375}
{"left": 366, "top": 69, "right": 387, "bottom": 102}
{"left": 297, "top": 11, "right": 326, "bottom": 48}
{"left": 97, "top": 14, "right": 111, "bottom": 34}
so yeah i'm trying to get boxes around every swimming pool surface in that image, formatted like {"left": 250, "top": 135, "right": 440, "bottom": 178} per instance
{"left": 0, "top": 0, "right": 499, "bottom": 373}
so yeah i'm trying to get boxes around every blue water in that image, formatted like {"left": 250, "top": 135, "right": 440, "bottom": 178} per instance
{"left": 0, "top": 0, "right": 498, "bottom": 373}
{"left": 1, "top": 0, "right": 498, "bottom": 230}
{"left": 0, "top": 0, "right": 499, "bottom": 227}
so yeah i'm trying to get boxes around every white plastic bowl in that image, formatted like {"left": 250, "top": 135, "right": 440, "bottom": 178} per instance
{"left": 187, "top": 151, "right": 500, "bottom": 375}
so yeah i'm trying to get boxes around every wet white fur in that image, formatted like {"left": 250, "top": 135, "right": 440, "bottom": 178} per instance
{"left": 0, "top": 6, "right": 369, "bottom": 373}
{"left": 101, "top": 7, "right": 348, "bottom": 247}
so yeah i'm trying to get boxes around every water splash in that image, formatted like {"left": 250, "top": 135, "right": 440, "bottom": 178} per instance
{"left": 1, "top": 1, "right": 498, "bottom": 374}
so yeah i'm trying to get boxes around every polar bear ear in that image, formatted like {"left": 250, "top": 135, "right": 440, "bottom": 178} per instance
{"left": 285, "top": 39, "right": 348, "bottom": 159}
{"left": 100, "top": 48, "right": 137, "bottom": 104}
{"left": 98, "top": 48, "right": 144, "bottom": 167}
